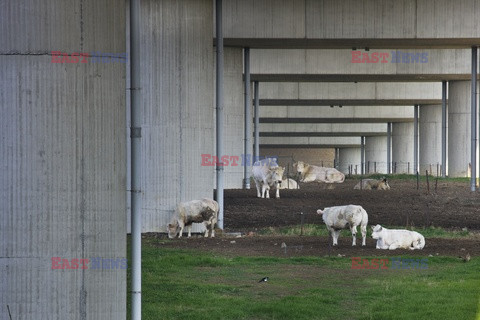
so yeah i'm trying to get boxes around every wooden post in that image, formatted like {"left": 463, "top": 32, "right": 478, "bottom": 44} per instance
{"left": 426, "top": 170, "right": 430, "bottom": 194}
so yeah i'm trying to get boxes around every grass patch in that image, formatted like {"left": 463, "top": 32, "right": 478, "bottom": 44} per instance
{"left": 258, "top": 224, "right": 473, "bottom": 239}
{"left": 127, "top": 238, "right": 480, "bottom": 320}
{"left": 346, "top": 173, "right": 470, "bottom": 183}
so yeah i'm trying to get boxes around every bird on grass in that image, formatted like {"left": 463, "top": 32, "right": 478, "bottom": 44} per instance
{"left": 258, "top": 277, "right": 269, "bottom": 283}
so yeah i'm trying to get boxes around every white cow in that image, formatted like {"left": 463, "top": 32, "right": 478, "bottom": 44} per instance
{"left": 277, "top": 178, "right": 300, "bottom": 190}
{"left": 252, "top": 158, "right": 285, "bottom": 199}
{"left": 354, "top": 178, "right": 390, "bottom": 190}
{"left": 293, "top": 161, "right": 345, "bottom": 184}
{"left": 317, "top": 205, "right": 368, "bottom": 246}
{"left": 371, "top": 224, "right": 425, "bottom": 250}
{"left": 168, "top": 198, "right": 218, "bottom": 238}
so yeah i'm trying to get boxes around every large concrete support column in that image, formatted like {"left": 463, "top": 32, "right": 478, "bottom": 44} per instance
{"left": 442, "top": 81, "right": 448, "bottom": 177}
{"left": 141, "top": 0, "right": 214, "bottom": 231}
{"left": 338, "top": 147, "right": 361, "bottom": 175}
{"left": 223, "top": 47, "right": 244, "bottom": 189}
{"left": 392, "top": 123, "right": 414, "bottom": 173}
{"left": 419, "top": 105, "right": 442, "bottom": 176}
{"left": 449, "top": 81, "right": 479, "bottom": 177}
{"left": 365, "top": 136, "right": 388, "bottom": 174}
{"left": 387, "top": 122, "right": 392, "bottom": 174}
{"left": 1, "top": 1, "right": 126, "bottom": 319}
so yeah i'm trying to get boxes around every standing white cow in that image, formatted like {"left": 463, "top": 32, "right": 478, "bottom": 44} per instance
{"left": 371, "top": 225, "right": 425, "bottom": 250}
{"left": 317, "top": 205, "right": 368, "bottom": 246}
{"left": 252, "top": 158, "right": 285, "bottom": 199}
{"left": 293, "top": 161, "right": 345, "bottom": 184}
{"left": 168, "top": 198, "right": 218, "bottom": 238}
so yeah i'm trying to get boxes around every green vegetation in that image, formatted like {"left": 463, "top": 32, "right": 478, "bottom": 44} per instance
{"left": 127, "top": 237, "right": 480, "bottom": 320}
{"left": 258, "top": 224, "right": 474, "bottom": 239}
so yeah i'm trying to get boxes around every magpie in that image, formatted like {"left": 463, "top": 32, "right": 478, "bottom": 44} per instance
{"left": 258, "top": 277, "right": 269, "bottom": 283}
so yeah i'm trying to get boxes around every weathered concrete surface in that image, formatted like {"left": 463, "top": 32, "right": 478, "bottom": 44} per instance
{"left": 365, "top": 136, "right": 388, "bottom": 174}
{"left": 1, "top": 1, "right": 126, "bottom": 319}
{"left": 419, "top": 105, "right": 443, "bottom": 176}
{"left": 392, "top": 122, "right": 414, "bottom": 173}
{"left": 339, "top": 147, "right": 361, "bottom": 175}
{"left": 448, "top": 81, "right": 479, "bottom": 177}
{"left": 139, "top": 0, "right": 214, "bottom": 232}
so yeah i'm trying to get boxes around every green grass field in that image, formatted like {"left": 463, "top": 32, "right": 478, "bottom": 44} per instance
{"left": 127, "top": 236, "right": 480, "bottom": 320}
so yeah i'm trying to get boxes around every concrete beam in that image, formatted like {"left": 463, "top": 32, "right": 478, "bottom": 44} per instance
{"left": 251, "top": 73, "right": 480, "bottom": 82}
{"left": 260, "top": 99, "right": 442, "bottom": 106}
{"left": 219, "top": 0, "right": 480, "bottom": 45}
{"left": 259, "top": 117, "right": 413, "bottom": 124}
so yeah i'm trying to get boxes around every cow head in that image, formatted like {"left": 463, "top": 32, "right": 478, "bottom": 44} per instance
{"left": 378, "top": 177, "right": 391, "bottom": 190}
{"left": 167, "top": 221, "right": 179, "bottom": 239}
{"left": 371, "top": 224, "right": 383, "bottom": 239}
{"left": 316, "top": 209, "right": 324, "bottom": 215}
{"left": 293, "top": 161, "right": 306, "bottom": 173}
{"left": 270, "top": 166, "right": 285, "bottom": 185}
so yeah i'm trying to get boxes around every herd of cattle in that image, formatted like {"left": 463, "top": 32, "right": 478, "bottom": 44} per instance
{"left": 167, "top": 158, "right": 424, "bottom": 251}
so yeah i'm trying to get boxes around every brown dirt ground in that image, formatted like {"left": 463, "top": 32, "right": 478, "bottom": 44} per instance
{"left": 154, "top": 179, "right": 480, "bottom": 258}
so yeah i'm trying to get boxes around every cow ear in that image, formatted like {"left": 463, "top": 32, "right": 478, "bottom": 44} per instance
{"left": 316, "top": 209, "right": 323, "bottom": 214}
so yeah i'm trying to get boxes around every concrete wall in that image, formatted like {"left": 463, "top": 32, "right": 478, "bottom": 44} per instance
{"left": 1, "top": 1, "right": 126, "bottom": 319}
{"left": 223, "top": 47, "right": 245, "bottom": 188}
{"left": 260, "top": 123, "right": 386, "bottom": 134}
{"left": 259, "top": 82, "right": 441, "bottom": 100}
{"left": 419, "top": 105, "right": 443, "bottom": 176}
{"left": 140, "top": 0, "right": 214, "bottom": 232}
{"left": 260, "top": 148, "right": 335, "bottom": 171}
{"left": 339, "top": 147, "right": 361, "bottom": 175}
{"left": 260, "top": 105, "right": 414, "bottom": 120}
{"left": 250, "top": 49, "right": 471, "bottom": 75}
{"left": 392, "top": 122, "right": 414, "bottom": 173}
{"left": 365, "top": 136, "right": 388, "bottom": 173}
{"left": 448, "top": 81, "right": 479, "bottom": 177}
{"left": 221, "top": 0, "right": 480, "bottom": 39}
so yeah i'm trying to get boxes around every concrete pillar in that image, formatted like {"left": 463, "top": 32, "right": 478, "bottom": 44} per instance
{"left": 365, "top": 136, "right": 388, "bottom": 174}
{"left": 392, "top": 123, "right": 414, "bottom": 174}
{"left": 449, "top": 81, "right": 479, "bottom": 177}
{"left": 223, "top": 47, "right": 244, "bottom": 188}
{"left": 338, "top": 147, "right": 361, "bottom": 175}
{"left": 1, "top": 1, "right": 126, "bottom": 319}
{"left": 140, "top": 0, "right": 214, "bottom": 231}
{"left": 419, "top": 105, "right": 442, "bottom": 176}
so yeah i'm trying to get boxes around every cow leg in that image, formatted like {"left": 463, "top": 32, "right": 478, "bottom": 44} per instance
{"left": 263, "top": 184, "right": 270, "bottom": 199}
{"left": 187, "top": 225, "right": 192, "bottom": 238}
{"left": 255, "top": 180, "right": 261, "bottom": 198}
{"left": 350, "top": 225, "right": 357, "bottom": 246}
{"left": 203, "top": 222, "right": 209, "bottom": 237}
{"left": 334, "top": 230, "right": 341, "bottom": 246}
{"left": 275, "top": 184, "right": 280, "bottom": 199}
{"left": 361, "top": 225, "right": 367, "bottom": 246}
{"left": 178, "top": 222, "right": 185, "bottom": 238}
{"left": 388, "top": 243, "right": 399, "bottom": 250}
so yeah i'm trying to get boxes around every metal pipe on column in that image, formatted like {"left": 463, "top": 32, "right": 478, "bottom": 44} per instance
{"left": 254, "top": 81, "right": 260, "bottom": 162}
{"left": 387, "top": 122, "right": 392, "bottom": 174}
{"left": 471, "top": 46, "right": 477, "bottom": 191}
{"left": 442, "top": 81, "right": 447, "bottom": 178}
{"left": 243, "top": 48, "right": 251, "bottom": 189}
{"left": 360, "top": 136, "right": 365, "bottom": 175}
{"left": 216, "top": 0, "right": 225, "bottom": 228}
{"left": 129, "top": 0, "right": 142, "bottom": 318}
{"left": 414, "top": 105, "right": 419, "bottom": 174}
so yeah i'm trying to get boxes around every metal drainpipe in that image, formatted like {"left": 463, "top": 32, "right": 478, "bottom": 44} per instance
{"left": 216, "top": 0, "right": 224, "bottom": 229}
{"left": 442, "top": 81, "right": 447, "bottom": 178}
{"left": 414, "top": 105, "right": 419, "bottom": 174}
{"left": 243, "top": 47, "right": 251, "bottom": 189}
{"left": 387, "top": 122, "right": 391, "bottom": 174}
{"left": 130, "top": 0, "right": 142, "bottom": 318}
{"left": 471, "top": 46, "right": 477, "bottom": 191}
{"left": 254, "top": 81, "right": 260, "bottom": 162}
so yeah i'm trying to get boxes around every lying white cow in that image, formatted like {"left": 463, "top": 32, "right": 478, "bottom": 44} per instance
{"left": 168, "top": 198, "right": 218, "bottom": 238}
{"left": 354, "top": 178, "right": 390, "bottom": 190}
{"left": 293, "top": 161, "right": 345, "bottom": 184}
{"left": 317, "top": 205, "right": 368, "bottom": 246}
{"left": 252, "top": 158, "right": 285, "bottom": 198}
{"left": 371, "top": 224, "right": 425, "bottom": 250}
{"left": 277, "top": 178, "right": 299, "bottom": 190}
